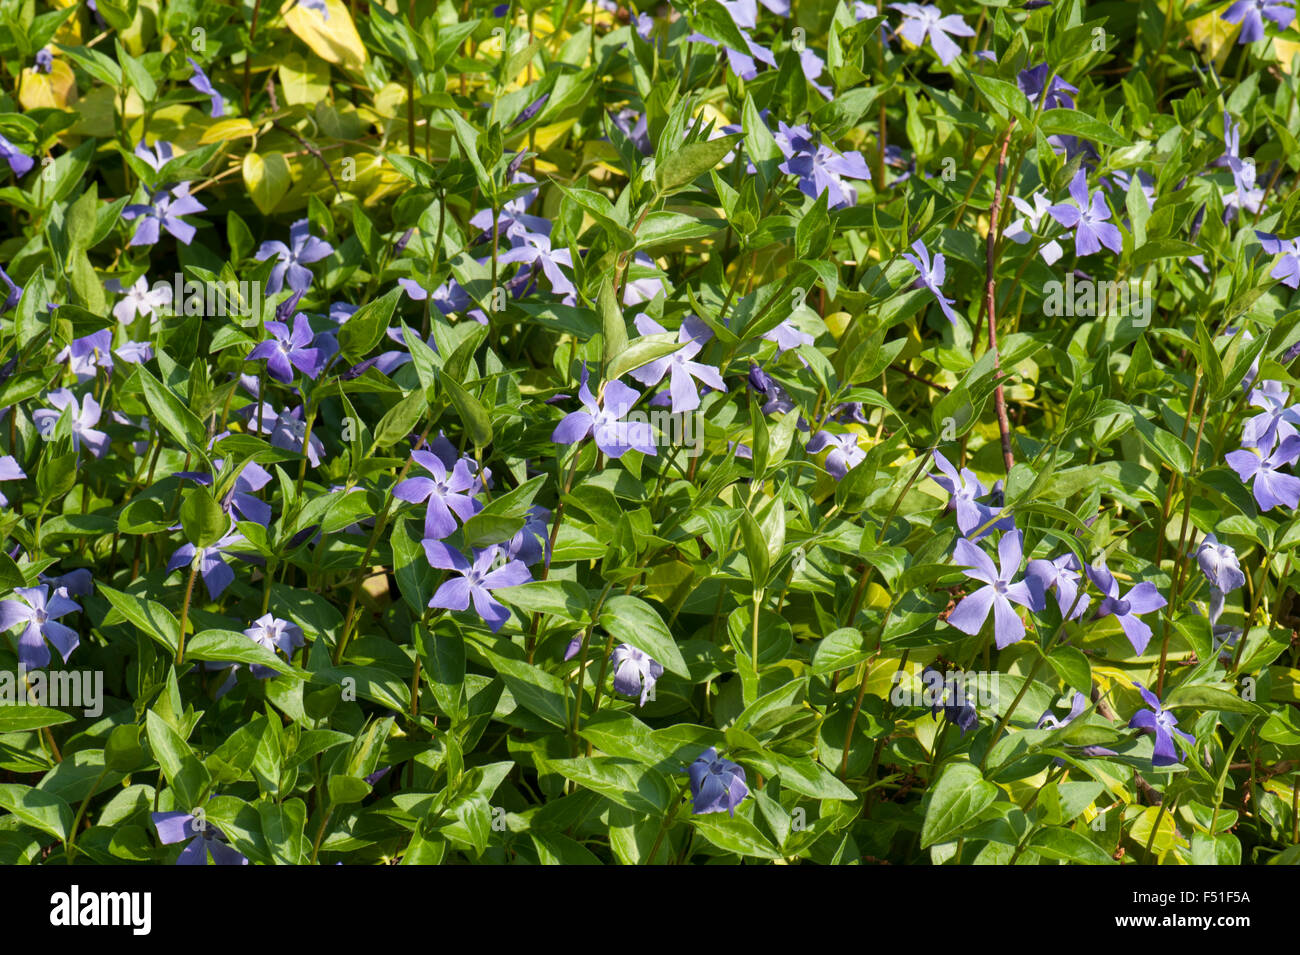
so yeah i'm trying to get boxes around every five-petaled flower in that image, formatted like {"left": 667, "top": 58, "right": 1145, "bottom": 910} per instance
{"left": 1128, "top": 681, "right": 1195, "bottom": 767}
{"left": 422, "top": 541, "right": 532, "bottom": 633}
{"left": 256, "top": 218, "right": 334, "bottom": 295}
{"left": 552, "top": 370, "right": 657, "bottom": 458}
{"left": 0, "top": 585, "right": 81, "bottom": 671}
{"left": 1085, "top": 560, "right": 1167, "bottom": 654}
{"left": 393, "top": 450, "right": 481, "bottom": 540}
{"left": 1048, "top": 170, "right": 1123, "bottom": 257}
{"left": 947, "top": 529, "right": 1045, "bottom": 648}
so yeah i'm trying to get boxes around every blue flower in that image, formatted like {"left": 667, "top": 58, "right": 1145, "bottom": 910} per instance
{"left": 688, "top": 748, "right": 749, "bottom": 816}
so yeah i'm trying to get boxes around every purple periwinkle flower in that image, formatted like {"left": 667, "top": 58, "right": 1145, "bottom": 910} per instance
{"left": 771, "top": 120, "right": 873, "bottom": 210}
{"left": 300, "top": 0, "right": 330, "bottom": 19}
{"left": 1221, "top": 0, "right": 1294, "bottom": 43}
{"left": 1256, "top": 231, "right": 1300, "bottom": 289}
{"left": 34, "top": 49, "right": 54, "bottom": 73}
{"left": 167, "top": 529, "right": 253, "bottom": 600}
{"left": 610, "top": 644, "right": 664, "bottom": 706}
{"left": 0, "top": 455, "right": 25, "bottom": 507}
{"left": 627, "top": 315, "right": 725, "bottom": 413}
{"left": 1027, "top": 553, "right": 1091, "bottom": 620}
{"left": 0, "top": 133, "right": 34, "bottom": 178}
{"left": 422, "top": 541, "right": 532, "bottom": 633}
{"left": 1048, "top": 170, "right": 1123, "bottom": 257}
{"left": 1085, "top": 561, "right": 1167, "bottom": 654}
{"left": 902, "top": 239, "right": 959, "bottom": 325}
{"left": 947, "top": 530, "right": 1044, "bottom": 648}
{"left": 807, "top": 430, "right": 865, "bottom": 480}
{"left": 393, "top": 451, "right": 480, "bottom": 540}
{"left": 33, "top": 389, "right": 110, "bottom": 457}
{"left": 688, "top": 747, "right": 749, "bottom": 816}
{"left": 0, "top": 585, "right": 81, "bottom": 670}
{"left": 929, "top": 451, "right": 1010, "bottom": 539}
{"left": 497, "top": 231, "right": 575, "bottom": 296}
{"left": 1226, "top": 433, "right": 1300, "bottom": 511}
{"left": 1128, "top": 682, "right": 1194, "bottom": 767}
{"left": 123, "top": 183, "right": 206, "bottom": 247}
{"left": 1196, "top": 534, "right": 1246, "bottom": 595}
{"left": 152, "top": 811, "right": 248, "bottom": 865}
{"left": 187, "top": 58, "right": 224, "bottom": 117}
{"left": 552, "top": 370, "right": 657, "bottom": 458}
{"left": 56, "top": 330, "right": 114, "bottom": 383}
{"left": 242, "top": 614, "right": 305, "bottom": 677}
{"left": 256, "top": 219, "right": 334, "bottom": 295}
{"left": 1004, "top": 193, "right": 1065, "bottom": 264}
{"left": 248, "top": 314, "right": 322, "bottom": 383}
{"left": 890, "top": 3, "right": 976, "bottom": 66}
{"left": 1017, "top": 63, "right": 1078, "bottom": 110}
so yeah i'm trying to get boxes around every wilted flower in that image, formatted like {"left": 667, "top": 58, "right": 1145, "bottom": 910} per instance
{"left": 610, "top": 644, "right": 664, "bottom": 706}
{"left": 947, "top": 529, "right": 1045, "bottom": 648}
{"left": 0, "top": 585, "right": 81, "bottom": 670}
{"left": 1128, "top": 682, "right": 1194, "bottom": 767}
{"left": 688, "top": 747, "right": 749, "bottom": 816}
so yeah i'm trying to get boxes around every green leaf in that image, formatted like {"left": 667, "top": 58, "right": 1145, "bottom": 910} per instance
{"left": 543, "top": 757, "right": 674, "bottom": 813}
{"left": 179, "top": 487, "right": 228, "bottom": 549}
{"left": 1038, "top": 108, "right": 1130, "bottom": 147}
{"left": 604, "top": 332, "right": 682, "bottom": 386}
{"left": 100, "top": 585, "right": 180, "bottom": 655}
{"left": 599, "top": 595, "right": 689, "bottom": 678}
{"left": 0, "top": 784, "right": 73, "bottom": 841}
{"left": 437, "top": 370, "right": 492, "bottom": 448}
{"left": 338, "top": 287, "right": 402, "bottom": 362}
{"left": 185, "top": 629, "right": 298, "bottom": 675}
{"left": 137, "top": 366, "right": 207, "bottom": 453}
{"left": 0, "top": 706, "right": 76, "bottom": 733}
{"left": 655, "top": 134, "right": 742, "bottom": 195}
{"left": 921, "top": 763, "right": 998, "bottom": 848}
{"left": 1029, "top": 826, "right": 1116, "bottom": 864}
